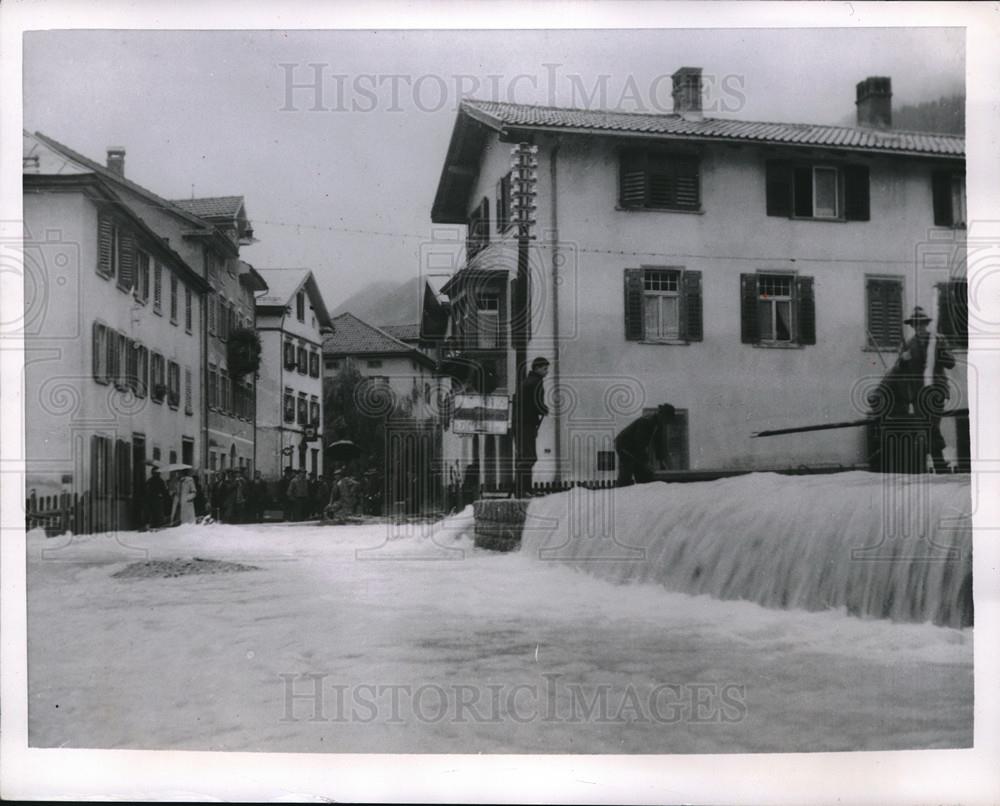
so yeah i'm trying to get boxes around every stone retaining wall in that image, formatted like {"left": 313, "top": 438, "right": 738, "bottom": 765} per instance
{"left": 473, "top": 499, "right": 529, "bottom": 552}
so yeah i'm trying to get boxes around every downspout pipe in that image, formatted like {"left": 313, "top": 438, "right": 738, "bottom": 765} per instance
{"left": 549, "top": 136, "right": 562, "bottom": 483}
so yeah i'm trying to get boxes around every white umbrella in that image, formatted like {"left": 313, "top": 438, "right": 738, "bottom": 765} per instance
{"left": 162, "top": 463, "right": 192, "bottom": 473}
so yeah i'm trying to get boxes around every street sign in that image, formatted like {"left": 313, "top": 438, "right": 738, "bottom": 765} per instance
{"left": 453, "top": 393, "right": 510, "bottom": 435}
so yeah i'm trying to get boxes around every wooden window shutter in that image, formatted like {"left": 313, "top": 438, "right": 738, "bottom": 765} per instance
{"left": 740, "top": 274, "right": 759, "bottom": 344}
{"left": 620, "top": 151, "right": 646, "bottom": 208}
{"left": 681, "top": 270, "right": 703, "bottom": 342}
{"left": 765, "top": 162, "right": 793, "bottom": 217}
{"left": 97, "top": 214, "right": 114, "bottom": 277}
{"left": 92, "top": 321, "right": 103, "bottom": 380}
{"left": 866, "top": 278, "right": 902, "bottom": 348}
{"left": 90, "top": 435, "right": 99, "bottom": 496}
{"left": 844, "top": 165, "right": 870, "bottom": 221}
{"left": 623, "top": 268, "right": 644, "bottom": 340}
{"left": 793, "top": 166, "right": 813, "bottom": 217}
{"left": 796, "top": 276, "right": 816, "bottom": 345}
{"left": 932, "top": 170, "right": 953, "bottom": 227}
{"left": 674, "top": 158, "right": 700, "bottom": 210}
{"left": 117, "top": 230, "right": 135, "bottom": 291}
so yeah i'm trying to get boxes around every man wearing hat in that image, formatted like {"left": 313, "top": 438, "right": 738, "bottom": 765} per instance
{"left": 615, "top": 404, "right": 676, "bottom": 486}
{"left": 896, "top": 306, "right": 956, "bottom": 472}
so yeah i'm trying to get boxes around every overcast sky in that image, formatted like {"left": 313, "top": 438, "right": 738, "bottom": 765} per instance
{"left": 24, "top": 28, "right": 965, "bottom": 310}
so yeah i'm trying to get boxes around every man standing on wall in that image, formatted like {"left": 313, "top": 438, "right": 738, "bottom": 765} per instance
{"left": 896, "top": 306, "right": 956, "bottom": 472}
{"left": 615, "top": 404, "right": 676, "bottom": 486}
{"left": 514, "top": 356, "right": 550, "bottom": 497}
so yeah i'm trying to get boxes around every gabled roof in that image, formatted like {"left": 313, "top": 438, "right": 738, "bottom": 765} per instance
{"left": 432, "top": 99, "right": 966, "bottom": 223}
{"left": 379, "top": 323, "right": 422, "bottom": 342}
{"left": 323, "top": 313, "right": 435, "bottom": 368}
{"left": 254, "top": 267, "right": 332, "bottom": 328}
{"left": 172, "top": 196, "right": 245, "bottom": 222}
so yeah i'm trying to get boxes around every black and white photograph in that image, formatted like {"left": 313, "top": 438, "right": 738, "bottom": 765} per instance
{"left": 2, "top": 2, "right": 999, "bottom": 803}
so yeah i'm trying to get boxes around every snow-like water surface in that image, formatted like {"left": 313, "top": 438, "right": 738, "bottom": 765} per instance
{"left": 27, "top": 497, "right": 972, "bottom": 754}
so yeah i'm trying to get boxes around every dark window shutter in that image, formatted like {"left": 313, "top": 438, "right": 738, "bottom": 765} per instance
{"left": 793, "top": 166, "right": 813, "bottom": 217}
{"left": 844, "top": 165, "right": 870, "bottom": 221}
{"left": 117, "top": 230, "right": 135, "bottom": 291}
{"left": 867, "top": 278, "right": 902, "bottom": 348}
{"left": 97, "top": 214, "right": 113, "bottom": 276}
{"left": 674, "top": 158, "right": 700, "bottom": 210}
{"left": 620, "top": 151, "right": 646, "bottom": 208}
{"left": 765, "top": 161, "right": 793, "bottom": 217}
{"left": 92, "top": 321, "right": 102, "bottom": 380}
{"left": 740, "top": 274, "right": 759, "bottom": 344}
{"left": 796, "top": 276, "right": 816, "bottom": 345}
{"left": 90, "top": 435, "right": 99, "bottom": 496}
{"left": 682, "top": 270, "right": 703, "bottom": 342}
{"left": 624, "top": 268, "right": 644, "bottom": 341}
{"left": 932, "top": 170, "right": 953, "bottom": 227}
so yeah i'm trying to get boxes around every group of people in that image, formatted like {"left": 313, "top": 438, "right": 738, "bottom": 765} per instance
{"left": 141, "top": 466, "right": 199, "bottom": 530}
{"left": 278, "top": 467, "right": 379, "bottom": 522}
{"left": 513, "top": 304, "right": 957, "bottom": 491}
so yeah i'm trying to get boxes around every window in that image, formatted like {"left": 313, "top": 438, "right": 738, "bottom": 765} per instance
{"left": 220, "top": 371, "right": 230, "bottom": 415}
{"left": 184, "top": 366, "right": 193, "bottom": 415}
{"left": 932, "top": 170, "right": 966, "bottom": 228}
{"left": 134, "top": 251, "right": 150, "bottom": 304}
{"left": 866, "top": 277, "right": 904, "bottom": 349}
{"left": 169, "top": 450, "right": 178, "bottom": 465}
{"left": 740, "top": 273, "right": 816, "bottom": 346}
{"left": 284, "top": 340, "right": 297, "bottom": 369}
{"left": 624, "top": 268, "right": 702, "bottom": 343}
{"left": 643, "top": 270, "right": 680, "bottom": 341}
{"left": 150, "top": 352, "right": 166, "bottom": 403}
{"left": 366, "top": 359, "right": 383, "bottom": 369}
{"left": 620, "top": 150, "right": 700, "bottom": 211}
{"left": 167, "top": 361, "right": 180, "bottom": 408}
{"left": 283, "top": 388, "right": 296, "bottom": 423}
{"left": 309, "top": 396, "right": 320, "bottom": 425}
{"left": 326, "top": 359, "right": 340, "bottom": 371}
{"left": 496, "top": 172, "right": 513, "bottom": 233}
{"left": 185, "top": 288, "right": 193, "bottom": 333}
{"left": 208, "top": 364, "right": 218, "bottom": 409}
{"left": 297, "top": 345, "right": 308, "bottom": 374}
{"left": 765, "top": 161, "right": 869, "bottom": 221}
{"left": 466, "top": 197, "right": 490, "bottom": 260}
{"left": 182, "top": 438, "right": 194, "bottom": 467}
{"left": 309, "top": 349, "right": 320, "bottom": 377}
{"left": 153, "top": 262, "right": 163, "bottom": 313}
{"left": 297, "top": 393, "right": 308, "bottom": 425}
{"left": 109, "top": 330, "right": 128, "bottom": 389}
{"left": 97, "top": 215, "right": 132, "bottom": 284}
{"left": 125, "top": 338, "right": 138, "bottom": 391}
{"left": 474, "top": 296, "right": 501, "bottom": 349}
{"left": 135, "top": 345, "right": 149, "bottom": 397}
{"left": 937, "top": 279, "right": 968, "bottom": 349}
{"left": 92, "top": 321, "right": 109, "bottom": 383}
{"left": 205, "top": 250, "right": 219, "bottom": 284}
{"left": 208, "top": 296, "right": 216, "bottom": 335}
{"left": 296, "top": 291, "right": 306, "bottom": 322}
{"left": 219, "top": 299, "right": 229, "bottom": 340}
{"left": 169, "top": 274, "right": 179, "bottom": 323}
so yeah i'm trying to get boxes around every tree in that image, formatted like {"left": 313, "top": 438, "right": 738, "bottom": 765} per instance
{"left": 227, "top": 327, "right": 262, "bottom": 378}
{"left": 323, "top": 362, "right": 412, "bottom": 473}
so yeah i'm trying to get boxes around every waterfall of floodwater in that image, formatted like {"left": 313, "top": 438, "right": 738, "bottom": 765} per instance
{"left": 519, "top": 472, "right": 973, "bottom": 628}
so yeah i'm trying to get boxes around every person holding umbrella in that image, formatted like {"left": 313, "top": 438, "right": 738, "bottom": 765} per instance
{"left": 177, "top": 467, "right": 197, "bottom": 525}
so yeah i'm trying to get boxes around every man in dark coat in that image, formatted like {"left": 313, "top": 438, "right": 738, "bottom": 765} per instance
{"left": 145, "top": 466, "right": 168, "bottom": 529}
{"left": 514, "top": 357, "right": 550, "bottom": 497}
{"left": 895, "top": 306, "right": 956, "bottom": 472}
{"left": 615, "top": 404, "right": 676, "bottom": 486}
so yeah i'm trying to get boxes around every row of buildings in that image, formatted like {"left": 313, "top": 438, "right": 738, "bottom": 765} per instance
{"left": 23, "top": 131, "right": 331, "bottom": 529}
{"left": 23, "top": 67, "right": 971, "bottom": 525}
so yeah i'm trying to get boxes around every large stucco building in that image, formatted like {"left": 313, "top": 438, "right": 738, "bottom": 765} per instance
{"left": 429, "top": 70, "right": 969, "bottom": 483}
{"left": 254, "top": 269, "right": 332, "bottom": 478}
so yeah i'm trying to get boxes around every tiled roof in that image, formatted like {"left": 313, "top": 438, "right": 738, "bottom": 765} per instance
{"left": 463, "top": 99, "right": 965, "bottom": 157}
{"left": 324, "top": 313, "right": 423, "bottom": 357}
{"left": 171, "top": 196, "right": 245, "bottom": 221}
{"left": 379, "top": 323, "right": 422, "bottom": 342}
{"left": 254, "top": 268, "right": 333, "bottom": 327}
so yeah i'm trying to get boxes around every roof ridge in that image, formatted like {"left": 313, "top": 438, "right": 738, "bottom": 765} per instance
{"left": 32, "top": 131, "right": 216, "bottom": 228}
{"left": 462, "top": 98, "right": 965, "bottom": 141}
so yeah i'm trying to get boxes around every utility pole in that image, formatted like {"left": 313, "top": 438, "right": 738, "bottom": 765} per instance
{"left": 510, "top": 142, "right": 538, "bottom": 392}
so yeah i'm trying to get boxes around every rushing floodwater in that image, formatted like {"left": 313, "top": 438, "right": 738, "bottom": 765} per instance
{"left": 520, "top": 472, "right": 973, "bottom": 627}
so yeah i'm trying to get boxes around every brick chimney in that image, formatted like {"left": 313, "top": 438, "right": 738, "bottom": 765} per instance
{"left": 856, "top": 77, "right": 892, "bottom": 129}
{"left": 106, "top": 146, "right": 126, "bottom": 176}
{"left": 672, "top": 67, "right": 703, "bottom": 121}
